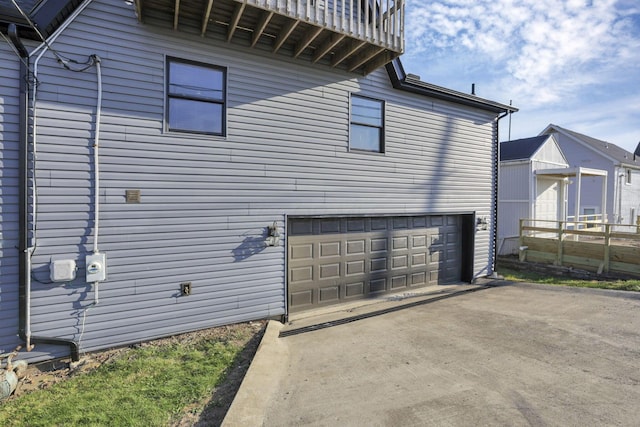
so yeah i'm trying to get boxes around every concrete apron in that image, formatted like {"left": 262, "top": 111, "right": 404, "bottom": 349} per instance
{"left": 222, "top": 282, "right": 490, "bottom": 426}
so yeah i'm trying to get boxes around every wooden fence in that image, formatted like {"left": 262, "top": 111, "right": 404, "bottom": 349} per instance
{"left": 519, "top": 219, "right": 640, "bottom": 277}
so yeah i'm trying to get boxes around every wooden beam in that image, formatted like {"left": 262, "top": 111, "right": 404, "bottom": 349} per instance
{"left": 331, "top": 39, "right": 366, "bottom": 67}
{"left": 133, "top": 0, "right": 144, "bottom": 23}
{"left": 348, "top": 46, "right": 384, "bottom": 72}
{"left": 273, "top": 19, "right": 299, "bottom": 53}
{"left": 201, "top": 0, "right": 214, "bottom": 36}
{"left": 294, "top": 26, "right": 323, "bottom": 58}
{"left": 227, "top": 2, "right": 246, "bottom": 42}
{"left": 173, "top": 0, "right": 181, "bottom": 30}
{"left": 252, "top": 11, "right": 274, "bottom": 47}
{"left": 362, "top": 51, "right": 395, "bottom": 74}
{"left": 312, "top": 33, "right": 345, "bottom": 63}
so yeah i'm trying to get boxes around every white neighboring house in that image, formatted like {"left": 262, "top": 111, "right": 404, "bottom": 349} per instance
{"left": 541, "top": 124, "right": 640, "bottom": 226}
{"left": 498, "top": 134, "right": 607, "bottom": 256}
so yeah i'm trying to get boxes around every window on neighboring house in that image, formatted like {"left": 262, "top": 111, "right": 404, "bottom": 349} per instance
{"left": 626, "top": 169, "right": 632, "bottom": 185}
{"left": 583, "top": 207, "right": 597, "bottom": 228}
{"left": 166, "top": 58, "right": 226, "bottom": 136}
{"left": 350, "top": 94, "right": 384, "bottom": 152}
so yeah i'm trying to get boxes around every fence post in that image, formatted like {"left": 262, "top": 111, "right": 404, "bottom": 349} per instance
{"left": 603, "top": 224, "right": 611, "bottom": 273}
{"left": 519, "top": 219, "right": 526, "bottom": 262}
{"left": 556, "top": 221, "right": 564, "bottom": 266}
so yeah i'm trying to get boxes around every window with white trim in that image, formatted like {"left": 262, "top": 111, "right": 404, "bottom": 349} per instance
{"left": 350, "top": 94, "right": 384, "bottom": 152}
{"left": 166, "top": 58, "right": 226, "bottom": 136}
{"left": 626, "top": 169, "right": 632, "bottom": 185}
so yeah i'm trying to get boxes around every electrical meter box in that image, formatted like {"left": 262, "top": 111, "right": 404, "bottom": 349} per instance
{"left": 86, "top": 253, "right": 107, "bottom": 282}
{"left": 50, "top": 259, "right": 77, "bottom": 282}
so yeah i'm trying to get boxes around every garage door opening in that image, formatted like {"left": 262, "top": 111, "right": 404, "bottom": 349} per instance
{"left": 287, "top": 214, "right": 475, "bottom": 313}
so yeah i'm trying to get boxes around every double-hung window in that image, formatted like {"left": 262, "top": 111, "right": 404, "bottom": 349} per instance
{"left": 166, "top": 58, "right": 226, "bottom": 136}
{"left": 350, "top": 94, "right": 384, "bottom": 152}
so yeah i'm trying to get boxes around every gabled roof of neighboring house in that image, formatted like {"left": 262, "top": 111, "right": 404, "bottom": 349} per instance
{"left": 0, "top": 0, "right": 83, "bottom": 40}
{"left": 500, "top": 135, "right": 551, "bottom": 161}
{"left": 541, "top": 124, "right": 640, "bottom": 169}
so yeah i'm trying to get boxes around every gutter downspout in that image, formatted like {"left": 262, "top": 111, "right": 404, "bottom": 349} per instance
{"left": 8, "top": 25, "right": 80, "bottom": 362}
{"left": 491, "top": 110, "right": 510, "bottom": 275}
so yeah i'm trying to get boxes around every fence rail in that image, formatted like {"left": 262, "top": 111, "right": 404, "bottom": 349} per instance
{"left": 519, "top": 219, "right": 640, "bottom": 277}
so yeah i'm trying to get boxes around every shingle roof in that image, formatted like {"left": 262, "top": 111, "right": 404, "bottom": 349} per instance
{"left": 544, "top": 124, "right": 639, "bottom": 167}
{"left": 500, "top": 135, "right": 551, "bottom": 161}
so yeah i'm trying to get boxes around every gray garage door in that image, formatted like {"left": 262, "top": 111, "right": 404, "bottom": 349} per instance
{"left": 288, "top": 215, "right": 462, "bottom": 313}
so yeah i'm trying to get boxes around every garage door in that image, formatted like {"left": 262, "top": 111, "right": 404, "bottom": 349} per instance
{"left": 288, "top": 215, "right": 463, "bottom": 313}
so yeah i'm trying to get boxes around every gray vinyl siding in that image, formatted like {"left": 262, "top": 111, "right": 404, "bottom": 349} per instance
{"left": 4, "top": 0, "right": 498, "bottom": 361}
{"left": 0, "top": 43, "right": 20, "bottom": 353}
{"left": 621, "top": 169, "right": 640, "bottom": 226}
{"left": 498, "top": 162, "right": 531, "bottom": 255}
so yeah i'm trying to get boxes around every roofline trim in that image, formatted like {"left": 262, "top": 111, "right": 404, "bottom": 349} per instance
{"left": 385, "top": 59, "right": 518, "bottom": 114}
{"left": 542, "top": 124, "right": 639, "bottom": 168}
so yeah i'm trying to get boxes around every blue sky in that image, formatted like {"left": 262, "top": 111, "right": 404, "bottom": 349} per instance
{"left": 400, "top": 0, "right": 640, "bottom": 153}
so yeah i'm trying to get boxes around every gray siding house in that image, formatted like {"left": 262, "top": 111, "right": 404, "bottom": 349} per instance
{"left": 0, "top": 0, "right": 515, "bottom": 362}
{"left": 541, "top": 124, "right": 640, "bottom": 226}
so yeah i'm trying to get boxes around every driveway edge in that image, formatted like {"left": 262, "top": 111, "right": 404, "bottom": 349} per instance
{"left": 222, "top": 320, "right": 287, "bottom": 427}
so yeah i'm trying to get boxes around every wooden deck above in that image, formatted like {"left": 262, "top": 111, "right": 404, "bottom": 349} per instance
{"left": 134, "top": 0, "right": 404, "bottom": 74}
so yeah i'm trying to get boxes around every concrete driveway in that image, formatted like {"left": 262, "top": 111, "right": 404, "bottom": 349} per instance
{"left": 224, "top": 282, "right": 640, "bottom": 426}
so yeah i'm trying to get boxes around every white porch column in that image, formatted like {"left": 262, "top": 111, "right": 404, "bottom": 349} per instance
{"left": 601, "top": 172, "right": 607, "bottom": 224}
{"left": 574, "top": 168, "right": 582, "bottom": 228}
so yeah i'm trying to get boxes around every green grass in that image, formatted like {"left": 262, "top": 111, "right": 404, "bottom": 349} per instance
{"left": 498, "top": 266, "right": 640, "bottom": 292}
{"left": 0, "top": 327, "right": 256, "bottom": 427}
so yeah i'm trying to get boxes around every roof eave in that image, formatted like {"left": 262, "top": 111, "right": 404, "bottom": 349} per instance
{"left": 385, "top": 59, "right": 518, "bottom": 114}
{"left": 0, "top": 0, "right": 83, "bottom": 40}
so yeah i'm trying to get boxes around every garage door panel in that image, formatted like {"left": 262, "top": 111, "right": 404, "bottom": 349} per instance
{"left": 290, "top": 266, "right": 313, "bottom": 283}
{"left": 411, "top": 271, "right": 426, "bottom": 285}
{"left": 392, "top": 236, "right": 408, "bottom": 250}
{"left": 346, "top": 239, "right": 365, "bottom": 254}
{"left": 319, "top": 286, "right": 340, "bottom": 303}
{"left": 346, "top": 260, "right": 365, "bottom": 275}
{"left": 370, "top": 238, "right": 387, "bottom": 252}
{"left": 319, "top": 263, "right": 340, "bottom": 279}
{"left": 345, "top": 282, "right": 365, "bottom": 297}
{"left": 319, "top": 241, "right": 341, "bottom": 257}
{"left": 391, "top": 255, "right": 408, "bottom": 269}
{"left": 411, "top": 252, "right": 427, "bottom": 267}
{"left": 288, "top": 215, "right": 463, "bottom": 313}
{"left": 431, "top": 216, "right": 444, "bottom": 226}
{"left": 370, "top": 257, "right": 387, "bottom": 272}
{"left": 290, "top": 243, "right": 314, "bottom": 260}
{"left": 369, "top": 278, "right": 387, "bottom": 293}
{"left": 290, "top": 290, "right": 313, "bottom": 307}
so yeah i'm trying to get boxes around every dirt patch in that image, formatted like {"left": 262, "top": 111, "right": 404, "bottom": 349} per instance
{"left": 5, "top": 321, "right": 266, "bottom": 426}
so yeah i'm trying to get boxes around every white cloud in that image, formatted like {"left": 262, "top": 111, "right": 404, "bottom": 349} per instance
{"left": 405, "top": 0, "right": 640, "bottom": 107}
{"left": 403, "top": 0, "right": 640, "bottom": 150}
